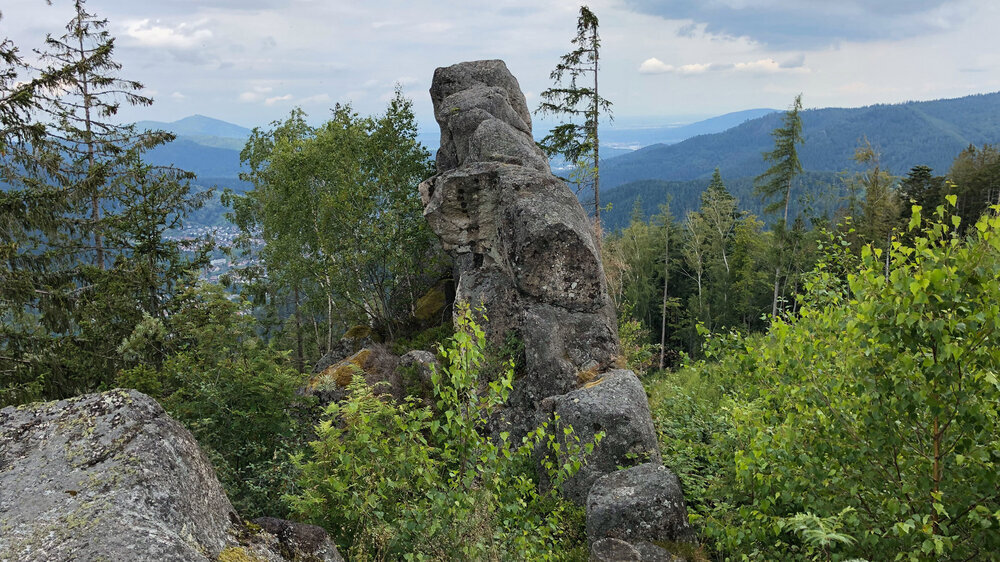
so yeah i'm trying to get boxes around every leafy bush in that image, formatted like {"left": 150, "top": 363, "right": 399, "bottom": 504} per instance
{"left": 648, "top": 202, "right": 1000, "bottom": 561}
{"left": 118, "top": 284, "right": 311, "bottom": 518}
{"left": 288, "top": 304, "right": 592, "bottom": 560}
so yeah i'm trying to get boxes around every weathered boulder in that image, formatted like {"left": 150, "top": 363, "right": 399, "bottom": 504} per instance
{"left": 311, "top": 326, "right": 374, "bottom": 375}
{"left": 306, "top": 345, "right": 404, "bottom": 404}
{"left": 633, "top": 541, "right": 683, "bottom": 561}
{"left": 540, "top": 370, "right": 661, "bottom": 504}
{"left": 586, "top": 463, "right": 696, "bottom": 547}
{"left": 0, "top": 390, "right": 341, "bottom": 562}
{"left": 251, "top": 517, "right": 344, "bottom": 562}
{"left": 589, "top": 537, "right": 682, "bottom": 562}
{"left": 590, "top": 537, "right": 642, "bottom": 561}
{"left": 419, "top": 59, "right": 619, "bottom": 440}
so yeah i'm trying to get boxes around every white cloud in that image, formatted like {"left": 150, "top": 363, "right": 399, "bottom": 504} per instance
{"left": 124, "top": 19, "right": 213, "bottom": 49}
{"left": 639, "top": 57, "right": 674, "bottom": 74}
{"left": 639, "top": 56, "right": 808, "bottom": 75}
{"left": 237, "top": 85, "right": 277, "bottom": 103}
{"left": 170, "top": 91, "right": 186, "bottom": 100}
{"left": 264, "top": 94, "right": 293, "bottom": 106}
{"left": 299, "top": 93, "right": 332, "bottom": 105}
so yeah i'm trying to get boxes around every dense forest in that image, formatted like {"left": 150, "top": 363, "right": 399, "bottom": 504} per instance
{"left": 2, "top": 2, "right": 999, "bottom": 561}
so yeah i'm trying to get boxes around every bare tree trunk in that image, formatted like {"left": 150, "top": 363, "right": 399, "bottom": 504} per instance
{"left": 885, "top": 229, "right": 892, "bottom": 282}
{"left": 592, "top": 33, "right": 601, "bottom": 244}
{"left": 772, "top": 265, "right": 781, "bottom": 319}
{"left": 659, "top": 224, "right": 670, "bottom": 370}
{"left": 293, "top": 285, "right": 304, "bottom": 372}
{"left": 77, "top": 26, "right": 103, "bottom": 270}
{"left": 327, "top": 294, "right": 334, "bottom": 352}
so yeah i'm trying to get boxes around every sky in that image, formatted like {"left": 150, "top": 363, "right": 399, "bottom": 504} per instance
{"left": 3, "top": 0, "right": 999, "bottom": 132}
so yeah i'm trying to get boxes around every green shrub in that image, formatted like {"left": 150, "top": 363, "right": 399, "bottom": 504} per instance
{"left": 118, "top": 284, "right": 311, "bottom": 518}
{"left": 288, "top": 304, "right": 593, "bottom": 560}
{"left": 648, "top": 203, "right": 1000, "bottom": 561}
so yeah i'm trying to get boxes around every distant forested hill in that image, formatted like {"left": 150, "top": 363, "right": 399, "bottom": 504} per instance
{"left": 600, "top": 171, "right": 844, "bottom": 232}
{"left": 600, "top": 91, "right": 1000, "bottom": 190}
{"left": 136, "top": 114, "right": 252, "bottom": 140}
{"left": 145, "top": 139, "right": 243, "bottom": 178}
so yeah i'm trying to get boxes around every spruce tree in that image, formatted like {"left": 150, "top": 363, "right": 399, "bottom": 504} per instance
{"left": 755, "top": 94, "right": 804, "bottom": 226}
{"left": 755, "top": 95, "right": 804, "bottom": 317}
{"left": 35, "top": 0, "right": 170, "bottom": 270}
{"left": 537, "top": 5, "right": 612, "bottom": 237}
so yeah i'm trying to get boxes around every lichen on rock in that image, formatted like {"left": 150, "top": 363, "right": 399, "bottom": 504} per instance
{"left": 0, "top": 390, "right": 341, "bottom": 562}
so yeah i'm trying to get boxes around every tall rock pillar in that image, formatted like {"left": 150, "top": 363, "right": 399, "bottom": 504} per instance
{"left": 419, "top": 59, "right": 620, "bottom": 437}
{"left": 419, "top": 59, "right": 694, "bottom": 556}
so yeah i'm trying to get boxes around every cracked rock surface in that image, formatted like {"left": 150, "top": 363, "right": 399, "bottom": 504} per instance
{"left": 0, "top": 389, "right": 340, "bottom": 562}
{"left": 419, "top": 59, "right": 619, "bottom": 441}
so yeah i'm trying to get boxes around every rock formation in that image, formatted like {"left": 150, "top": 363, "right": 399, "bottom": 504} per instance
{"left": 418, "top": 60, "right": 694, "bottom": 557}
{"left": 419, "top": 59, "right": 621, "bottom": 439}
{"left": 540, "top": 370, "right": 662, "bottom": 504}
{"left": 587, "top": 463, "right": 696, "bottom": 546}
{"left": 0, "top": 390, "right": 341, "bottom": 562}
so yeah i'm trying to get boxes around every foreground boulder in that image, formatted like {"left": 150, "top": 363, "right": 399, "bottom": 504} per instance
{"left": 539, "top": 370, "right": 661, "bottom": 504}
{"left": 587, "top": 463, "right": 696, "bottom": 548}
{"left": 0, "top": 390, "right": 341, "bottom": 562}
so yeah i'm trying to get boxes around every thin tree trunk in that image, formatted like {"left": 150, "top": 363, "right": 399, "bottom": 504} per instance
{"left": 885, "top": 229, "right": 892, "bottom": 282}
{"left": 783, "top": 181, "right": 791, "bottom": 226}
{"left": 77, "top": 24, "right": 103, "bottom": 270}
{"left": 312, "top": 317, "right": 322, "bottom": 355}
{"left": 327, "top": 294, "right": 334, "bottom": 352}
{"left": 772, "top": 265, "right": 781, "bottom": 319}
{"left": 294, "top": 285, "right": 304, "bottom": 373}
{"left": 592, "top": 35, "right": 601, "bottom": 243}
{"left": 659, "top": 224, "right": 670, "bottom": 370}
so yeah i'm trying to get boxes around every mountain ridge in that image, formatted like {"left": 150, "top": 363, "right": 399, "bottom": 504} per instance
{"left": 600, "top": 91, "right": 1000, "bottom": 190}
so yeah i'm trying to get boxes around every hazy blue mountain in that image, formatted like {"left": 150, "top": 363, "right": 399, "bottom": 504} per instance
{"left": 145, "top": 139, "right": 242, "bottom": 178}
{"left": 600, "top": 91, "right": 1000, "bottom": 190}
{"left": 599, "top": 108, "right": 778, "bottom": 149}
{"left": 136, "top": 114, "right": 252, "bottom": 139}
{"left": 600, "top": 171, "right": 845, "bottom": 232}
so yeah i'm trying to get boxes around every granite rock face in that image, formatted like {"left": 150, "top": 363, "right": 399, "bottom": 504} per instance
{"left": 0, "top": 390, "right": 340, "bottom": 562}
{"left": 418, "top": 59, "right": 693, "bottom": 551}
{"left": 540, "top": 370, "right": 662, "bottom": 504}
{"left": 586, "top": 463, "right": 696, "bottom": 547}
{"left": 419, "top": 59, "right": 619, "bottom": 440}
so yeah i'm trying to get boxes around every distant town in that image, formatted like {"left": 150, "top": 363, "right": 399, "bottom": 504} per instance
{"left": 165, "top": 225, "right": 260, "bottom": 283}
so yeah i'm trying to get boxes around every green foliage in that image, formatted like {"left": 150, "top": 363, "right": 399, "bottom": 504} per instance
{"left": 288, "top": 305, "right": 593, "bottom": 560}
{"left": 617, "top": 303, "right": 658, "bottom": 373}
{"left": 226, "top": 89, "right": 441, "bottom": 354}
{"left": 647, "top": 203, "right": 1000, "bottom": 560}
{"left": 117, "top": 284, "right": 309, "bottom": 518}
